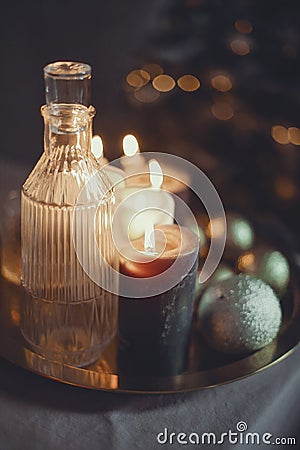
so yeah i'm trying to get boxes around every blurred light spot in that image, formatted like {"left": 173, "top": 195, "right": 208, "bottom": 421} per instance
{"left": 275, "top": 177, "right": 297, "bottom": 200}
{"left": 230, "top": 218, "right": 254, "bottom": 250}
{"left": 91, "top": 135, "right": 103, "bottom": 159}
{"left": 288, "top": 127, "right": 300, "bottom": 145}
{"left": 230, "top": 39, "right": 250, "bottom": 55}
{"left": 134, "top": 84, "right": 160, "bottom": 103}
{"left": 142, "top": 63, "right": 164, "bottom": 79}
{"left": 206, "top": 218, "right": 226, "bottom": 239}
{"left": 238, "top": 252, "right": 255, "bottom": 271}
{"left": 177, "top": 74, "right": 200, "bottom": 92}
{"left": 152, "top": 74, "right": 176, "bottom": 92}
{"left": 238, "top": 247, "right": 290, "bottom": 295}
{"left": 261, "top": 251, "right": 290, "bottom": 293}
{"left": 271, "top": 125, "right": 289, "bottom": 144}
{"left": 126, "top": 69, "right": 150, "bottom": 88}
{"left": 123, "top": 134, "right": 139, "bottom": 156}
{"left": 235, "top": 19, "right": 253, "bottom": 34}
{"left": 211, "top": 75, "right": 232, "bottom": 92}
{"left": 212, "top": 102, "right": 234, "bottom": 120}
{"left": 11, "top": 309, "right": 20, "bottom": 326}
{"left": 212, "top": 265, "right": 234, "bottom": 283}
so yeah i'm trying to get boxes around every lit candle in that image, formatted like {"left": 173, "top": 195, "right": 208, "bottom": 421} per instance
{"left": 92, "top": 135, "right": 125, "bottom": 190}
{"left": 114, "top": 159, "right": 175, "bottom": 241}
{"left": 125, "top": 158, "right": 190, "bottom": 203}
{"left": 118, "top": 223, "right": 199, "bottom": 375}
{"left": 91, "top": 135, "right": 108, "bottom": 165}
{"left": 120, "top": 134, "right": 148, "bottom": 176}
{"left": 160, "top": 161, "right": 190, "bottom": 202}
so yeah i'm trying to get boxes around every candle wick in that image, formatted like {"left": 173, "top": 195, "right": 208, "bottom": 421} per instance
{"left": 144, "top": 223, "right": 156, "bottom": 254}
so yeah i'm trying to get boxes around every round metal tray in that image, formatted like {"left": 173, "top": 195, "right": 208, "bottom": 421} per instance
{"left": 0, "top": 160, "right": 299, "bottom": 393}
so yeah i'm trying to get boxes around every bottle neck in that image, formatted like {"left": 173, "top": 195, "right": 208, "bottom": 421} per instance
{"left": 41, "top": 103, "right": 95, "bottom": 157}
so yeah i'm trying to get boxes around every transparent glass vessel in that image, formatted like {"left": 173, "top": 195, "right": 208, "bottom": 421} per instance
{"left": 21, "top": 62, "right": 118, "bottom": 367}
{"left": 0, "top": 190, "right": 21, "bottom": 286}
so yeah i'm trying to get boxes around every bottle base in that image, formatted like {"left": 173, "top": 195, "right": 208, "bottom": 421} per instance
{"left": 22, "top": 329, "right": 115, "bottom": 368}
{"left": 21, "top": 292, "right": 118, "bottom": 368}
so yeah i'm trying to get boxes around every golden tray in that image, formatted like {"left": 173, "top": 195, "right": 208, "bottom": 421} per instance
{"left": 0, "top": 160, "right": 299, "bottom": 393}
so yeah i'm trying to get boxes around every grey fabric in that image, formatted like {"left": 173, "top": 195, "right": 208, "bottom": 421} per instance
{"left": 0, "top": 349, "right": 299, "bottom": 450}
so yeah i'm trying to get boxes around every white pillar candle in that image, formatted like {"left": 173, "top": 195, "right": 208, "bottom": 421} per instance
{"left": 114, "top": 159, "right": 175, "bottom": 241}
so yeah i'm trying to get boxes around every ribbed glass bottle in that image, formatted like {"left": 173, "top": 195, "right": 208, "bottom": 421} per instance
{"left": 21, "top": 62, "right": 118, "bottom": 367}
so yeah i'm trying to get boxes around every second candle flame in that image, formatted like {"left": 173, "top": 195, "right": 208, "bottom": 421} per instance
{"left": 149, "top": 159, "right": 163, "bottom": 189}
{"left": 91, "top": 135, "right": 103, "bottom": 159}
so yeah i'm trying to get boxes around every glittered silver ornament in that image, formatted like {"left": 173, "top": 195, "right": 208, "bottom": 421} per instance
{"left": 198, "top": 274, "right": 282, "bottom": 356}
{"left": 237, "top": 246, "right": 290, "bottom": 297}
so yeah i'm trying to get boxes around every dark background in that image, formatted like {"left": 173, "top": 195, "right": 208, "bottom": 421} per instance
{"left": 0, "top": 0, "right": 161, "bottom": 163}
{"left": 1, "top": 0, "right": 300, "bottom": 239}
{"left": 0, "top": 0, "right": 162, "bottom": 163}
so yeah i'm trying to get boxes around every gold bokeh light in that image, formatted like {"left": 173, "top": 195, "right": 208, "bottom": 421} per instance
{"left": 11, "top": 309, "right": 21, "bottom": 326}
{"left": 177, "top": 74, "right": 200, "bottom": 92}
{"left": 271, "top": 125, "right": 289, "bottom": 144}
{"left": 134, "top": 85, "right": 160, "bottom": 103}
{"left": 288, "top": 127, "right": 300, "bottom": 145}
{"left": 212, "top": 102, "right": 234, "bottom": 120}
{"left": 238, "top": 252, "right": 255, "bottom": 271}
{"left": 275, "top": 177, "right": 297, "bottom": 200}
{"left": 152, "top": 74, "right": 176, "bottom": 92}
{"left": 142, "top": 63, "right": 164, "bottom": 79}
{"left": 126, "top": 69, "right": 150, "bottom": 88}
{"left": 235, "top": 19, "right": 253, "bottom": 34}
{"left": 206, "top": 218, "right": 226, "bottom": 239}
{"left": 211, "top": 75, "right": 232, "bottom": 92}
{"left": 231, "top": 39, "right": 250, "bottom": 55}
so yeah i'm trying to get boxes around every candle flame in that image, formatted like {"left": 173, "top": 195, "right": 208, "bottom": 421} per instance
{"left": 91, "top": 135, "right": 103, "bottom": 159}
{"left": 123, "top": 134, "right": 139, "bottom": 156}
{"left": 144, "top": 222, "right": 156, "bottom": 253}
{"left": 149, "top": 159, "right": 163, "bottom": 189}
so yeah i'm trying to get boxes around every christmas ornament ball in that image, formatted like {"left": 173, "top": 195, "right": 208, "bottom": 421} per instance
{"left": 238, "top": 246, "right": 290, "bottom": 297}
{"left": 198, "top": 274, "right": 282, "bottom": 356}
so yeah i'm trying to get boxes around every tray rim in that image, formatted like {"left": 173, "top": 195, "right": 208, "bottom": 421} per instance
{"left": 0, "top": 326, "right": 299, "bottom": 395}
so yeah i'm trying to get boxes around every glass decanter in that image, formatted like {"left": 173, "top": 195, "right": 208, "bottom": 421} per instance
{"left": 0, "top": 190, "right": 21, "bottom": 285}
{"left": 21, "top": 62, "right": 118, "bottom": 367}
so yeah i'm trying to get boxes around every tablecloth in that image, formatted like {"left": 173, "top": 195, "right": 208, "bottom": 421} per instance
{"left": 0, "top": 348, "right": 299, "bottom": 450}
